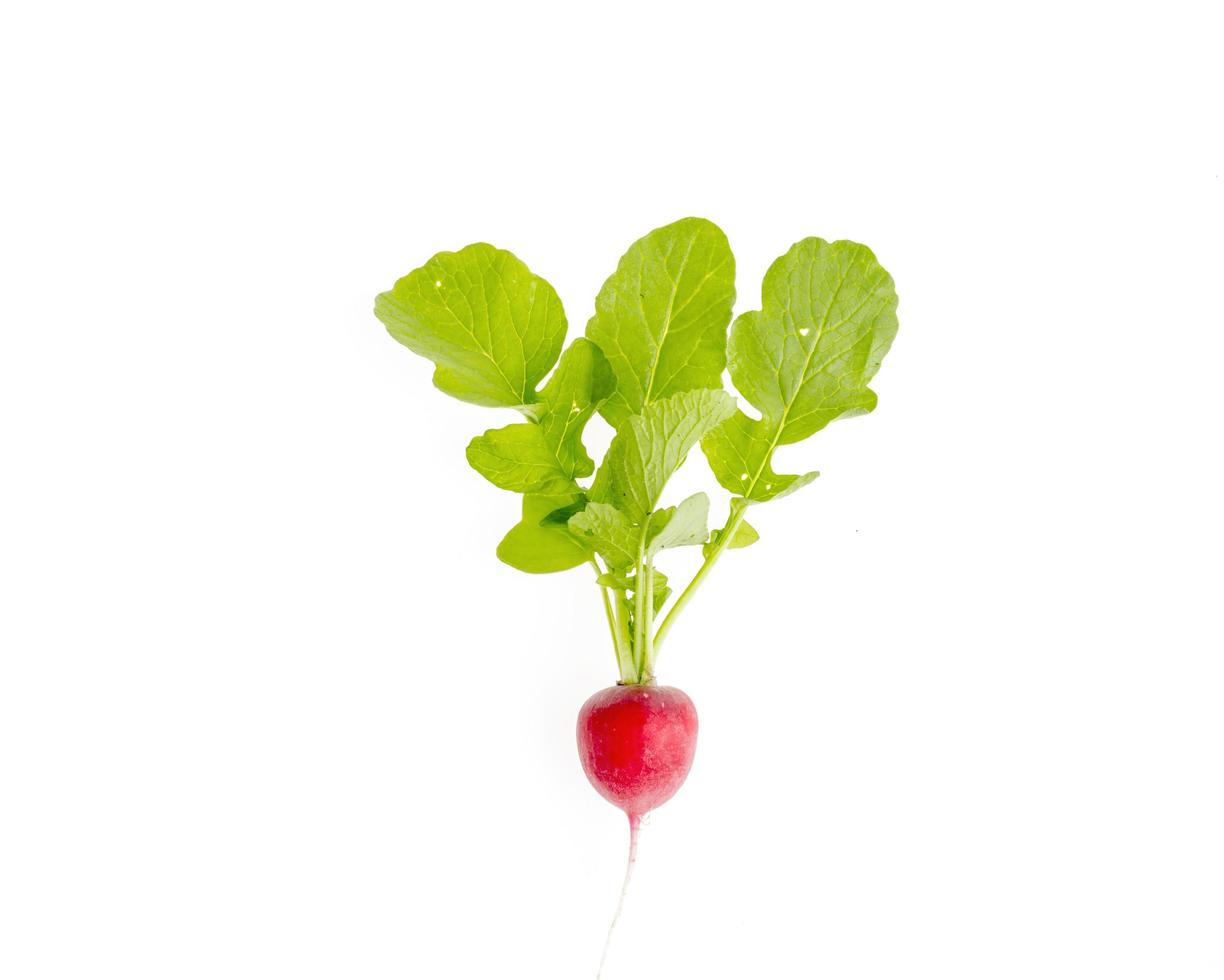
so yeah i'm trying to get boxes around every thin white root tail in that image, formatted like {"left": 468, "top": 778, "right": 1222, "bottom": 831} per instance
{"left": 596, "top": 814, "right": 641, "bottom": 979}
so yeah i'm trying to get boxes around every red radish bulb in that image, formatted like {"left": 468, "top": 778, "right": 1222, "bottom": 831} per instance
{"left": 577, "top": 684, "right": 699, "bottom": 822}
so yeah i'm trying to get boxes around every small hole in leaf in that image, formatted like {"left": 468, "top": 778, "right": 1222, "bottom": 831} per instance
{"left": 434, "top": 280, "right": 442, "bottom": 287}
{"left": 740, "top": 472, "right": 749, "bottom": 481}
{"left": 799, "top": 327, "right": 810, "bottom": 337}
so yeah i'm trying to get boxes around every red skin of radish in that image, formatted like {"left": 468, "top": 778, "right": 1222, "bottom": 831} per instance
{"left": 577, "top": 684, "right": 698, "bottom": 820}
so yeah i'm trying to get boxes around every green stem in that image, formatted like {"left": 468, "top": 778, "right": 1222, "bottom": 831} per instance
{"left": 653, "top": 499, "right": 749, "bottom": 654}
{"left": 631, "top": 535, "right": 651, "bottom": 680}
{"left": 615, "top": 594, "right": 635, "bottom": 683}
{"left": 643, "top": 561, "right": 656, "bottom": 680}
{"left": 633, "top": 562, "right": 646, "bottom": 682}
{"left": 632, "top": 520, "right": 655, "bottom": 684}
{"left": 590, "top": 558, "right": 622, "bottom": 667}
{"left": 593, "top": 558, "right": 637, "bottom": 683}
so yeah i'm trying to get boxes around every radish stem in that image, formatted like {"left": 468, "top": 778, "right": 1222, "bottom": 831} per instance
{"left": 632, "top": 520, "right": 654, "bottom": 682}
{"left": 591, "top": 558, "right": 631, "bottom": 678}
{"left": 653, "top": 498, "right": 749, "bottom": 653}
{"left": 643, "top": 562, "right": 655, "bottom": 675}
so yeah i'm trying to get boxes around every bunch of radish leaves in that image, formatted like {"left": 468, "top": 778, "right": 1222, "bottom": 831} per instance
{"left": 374, "top": 218, "right": 898, "bottom": 684}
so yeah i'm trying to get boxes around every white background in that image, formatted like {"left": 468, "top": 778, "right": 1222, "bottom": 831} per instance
{"left": 2, "top": 2, "right": 1221, "bottom": 978}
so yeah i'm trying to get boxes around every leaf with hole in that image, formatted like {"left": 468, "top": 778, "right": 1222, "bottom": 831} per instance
{"left": 375, "top": 243, "right": 567, "bottom": 408}
{"left": 702, "top": 238, "right": 897, "bottom": 502}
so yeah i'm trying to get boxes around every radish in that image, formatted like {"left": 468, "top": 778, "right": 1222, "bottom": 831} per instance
{"left": 577, "top": 683, "right": 697, "bottom": 975}
{"left": 375, "top": 218, "right": 899, "bottom": 974}
{"left": 577, "top": 683, "right": 698, "bottom": 824}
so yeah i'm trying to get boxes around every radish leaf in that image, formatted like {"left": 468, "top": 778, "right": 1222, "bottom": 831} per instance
{"left": 466, "top": 424, "right": 579, "bottom": 495}
{"left": 376, "top": 243, "right": 567, "bottom": 408}
{"left": 702, "top": 413, "right": 819, "bottom": 502}
{"left": 569, "top": 502, "right": 638, "bottom": 569}
{"left": 646, "top": 493, "right": 709, "bottom": 555}
{"left": 466, "top": 339, "right": 613, "bottom": 494}
{"left": 589, "top": 389, "right": 735, "bottom": 523}
{"left": 570, "top": 491, "right": 711, "bottom": 571}
{"left": 594, "top": 569, "right": 671, "bottom": 613}
{"left": 586, "top": 218, "right": 735, "bottom": 427}
{"left": 497, "top": 493, "right": 590, "bottom": 573}
{"left": 535, "top": 338, "right": 615, "bottom": 479}
{"left": 702, "top": 238, "right": 897, "bottom": 502}
{"left": 703, "top": 512, "right": 759, "bottom": 558}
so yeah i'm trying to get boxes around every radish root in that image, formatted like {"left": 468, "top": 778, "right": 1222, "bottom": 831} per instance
{"left": 596, "top": 814, "right": 641, "bottom": 979}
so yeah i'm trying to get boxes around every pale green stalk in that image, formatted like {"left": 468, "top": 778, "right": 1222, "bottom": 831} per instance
{"left": 643, "top": 562, "right": 656, "bottom": 679}
{"left": 632, "top": 519, "right": 656, "bottom": 683}
{"left": 653, "top": 499, "right": 748, "bottom": 653}
{"left": 590, "top": 558, "right": 632, "bottom": 681}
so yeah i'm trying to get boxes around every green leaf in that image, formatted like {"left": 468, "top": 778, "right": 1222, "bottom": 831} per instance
{"left": 466, "top": 424, "right": 580, "bottom": 495}
{"left": 595, "top": 569, "right": 668, "bottom": 594}
{"left": 571, "top": 491, "right": 710, "bottom": 571}
{"left": 651, "top": 577, "right": 672, "bottom": 614}
{"left": 465, "top": 340, "right": 613, "bottom": 495}
{"left": 536, "top": 338, "right": 614, "bottom": 478}
{"left": 598, "top": 569, "right": 670, "bottom": 612}
{"left": 568, "top": 501, "right": 638, "bottom": 570}
{"left": 702, "top": 238, "right": 898, "bottom": 502}
{"left": 646, "top": 492, "right": 709, "bottom": 556}
{"left": 496, "top": 493, "right": 590, "bottom": 574}
{"left": 703, "top": 511, "right": 760, "bottom": 559}
{"left": 574, "top": 387, "right": 728, "bottom": 571}
{"left": 595, "top": 570, "right": 633, "bottom": 590}
{"left": 726, "top": 518, "right": 759, "bottom": 549}
{"left": 586, "top": 218, "right": 736, "bottom": 427}
{"left": 375, "top": 243, "right": 566, "bottom": 408}
{"left": 539, "top": 500, "right": 585, "bottom": 526}
{"left": 590, "top": 389, "right": 736, "bottom": 524}
{"left": 701, "top": 413, "right": 820, "bottom": 502}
